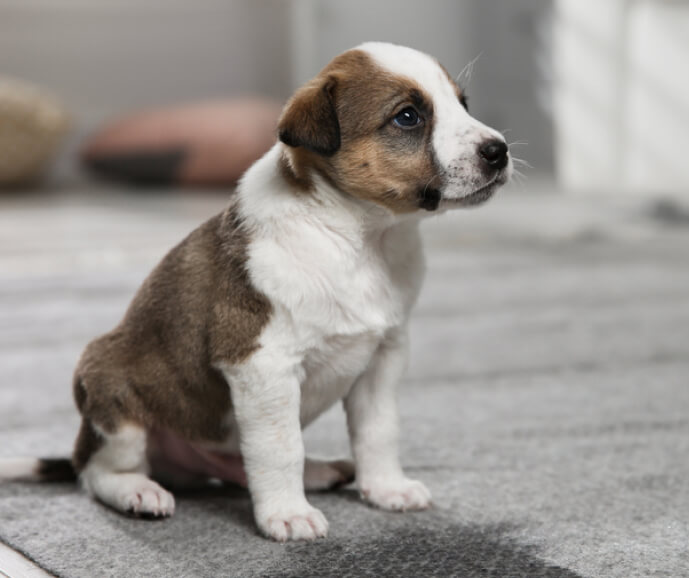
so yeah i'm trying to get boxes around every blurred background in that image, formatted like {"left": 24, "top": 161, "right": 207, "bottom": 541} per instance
{"left": 1, "top": 0, "right": 687, "bottom": 196}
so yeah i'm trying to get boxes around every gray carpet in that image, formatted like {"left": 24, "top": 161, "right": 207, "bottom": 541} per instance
{"left": 1, "top": 186, "right": 688, "bottom": 577}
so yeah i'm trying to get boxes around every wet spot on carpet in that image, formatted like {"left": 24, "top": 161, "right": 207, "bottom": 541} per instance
{"left": 264, "top": 523, "right": 583, "bottom": 578}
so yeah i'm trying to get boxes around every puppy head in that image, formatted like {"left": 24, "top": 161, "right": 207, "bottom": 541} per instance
{"left": 278, "top": 42, "right": 512, "bottom": 213}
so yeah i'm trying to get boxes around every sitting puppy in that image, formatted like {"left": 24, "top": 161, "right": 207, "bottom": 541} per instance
{"left": 0, "top": 42, "right": 511, "bottom": 542}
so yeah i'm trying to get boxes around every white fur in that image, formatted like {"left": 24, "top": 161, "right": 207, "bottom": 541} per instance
{"left": 81, "top": 424, "right": 175, "bottom": 517}
{"left": 344, "top": 327, "right": 431, "bottom": 511}
{"left": 360, "top": 41, "right": 512, "bottom": 201}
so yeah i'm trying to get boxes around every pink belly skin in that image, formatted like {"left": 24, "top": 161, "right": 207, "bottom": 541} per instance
{"left": 147, "top": 428, "right": 247, "bottom": 487}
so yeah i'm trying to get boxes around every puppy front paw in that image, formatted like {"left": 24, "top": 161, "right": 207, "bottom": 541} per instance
{"left": 360, "top": 477, "right": 431, "bottom": 511}
{"left": 256, "top": 501, "right": 329, "bottom": 542}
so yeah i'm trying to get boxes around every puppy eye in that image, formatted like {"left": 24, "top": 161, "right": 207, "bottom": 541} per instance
{"left": 393, "top": 107, "right": 422, "bottom": 129}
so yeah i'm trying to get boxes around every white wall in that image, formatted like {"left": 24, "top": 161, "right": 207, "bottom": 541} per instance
{"left": 554, "top": 0, "right": 689, "bottom": 196}
{"left": 553, "top": 0, "right": 629, "bottom": 191}
{"left": 625, "top": 1, "right": 689, "bottom": 193}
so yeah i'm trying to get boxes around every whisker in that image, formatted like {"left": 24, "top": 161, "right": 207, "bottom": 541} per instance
{"left": 455, "top": 53, "right": 482, "bottom": 85}
{"left": 511, "top": 173, "right": 528, "bottom": 189}
{"left": 422, "top": 173, "right": 442, "bottom": 197}
{"left": 508, "top": 153, "right": 533, "bottom": 185}
{"left": 507, "top": 141, "right": 529, "bottom": 147}
{"left": 512, "top": 158, "right": 534, "bottom": 169}
{"left": 508, "top": 167, "right": 528, "bottom": 186}
{"left": 417, "top": 172, "right": 442, "bottom": 205}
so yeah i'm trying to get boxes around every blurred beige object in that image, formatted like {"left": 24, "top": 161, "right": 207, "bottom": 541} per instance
{"left": 0, "top": 77, "right": 69, "bottom": 187}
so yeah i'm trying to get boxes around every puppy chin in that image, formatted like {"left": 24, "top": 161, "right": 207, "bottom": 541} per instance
{"left": 442, "top": 185, "right": 497, "bottom": 208}
{"left": 440, "top": 171, "right": 509, "bottom": 209}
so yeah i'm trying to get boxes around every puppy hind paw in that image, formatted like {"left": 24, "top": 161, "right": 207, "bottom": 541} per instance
{"left": 327, "top": 459, "right": 356, "bottom": 488}
{"left": 120, "top": 480, "right": 176, "bottom": 518}
{"left": 304, "top": 457, "right": 355, "bottom": 491}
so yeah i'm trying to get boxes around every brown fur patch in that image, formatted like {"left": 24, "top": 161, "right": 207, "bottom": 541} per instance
{"left": 71, "top": 417, "right": 103, "bottom": 472}
{"left": 72, "top": 201, "right": 271, "bottom": 469}
{"left": 278, "top": 77, "right": 340, "bottom": 156}
{"left": 278, "top": 149, "right": 314, "bottom": 193}
{"left": 279, "top": 50, "right": 445, "bottom": 213}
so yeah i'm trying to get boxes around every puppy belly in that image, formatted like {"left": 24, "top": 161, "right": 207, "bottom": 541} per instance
{"left": 147, "top": 428, "right": 247, "bottom": 487}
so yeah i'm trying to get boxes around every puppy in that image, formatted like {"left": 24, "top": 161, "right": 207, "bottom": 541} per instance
{"left": 0, "top": 42, "right": 511, "bottom": 541}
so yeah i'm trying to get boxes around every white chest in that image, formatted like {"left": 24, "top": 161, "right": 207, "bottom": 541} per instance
{"left": 249, "top": 231, "right": 415, "bottom": 427}
{"left": 299, "top": 332, "right": 381, "bottom": 425}
{"left": 250, "top": 224, "right": 414, "bottom": 338}
{"left": 240, "top": 180, "right": 425, "bottom": 426}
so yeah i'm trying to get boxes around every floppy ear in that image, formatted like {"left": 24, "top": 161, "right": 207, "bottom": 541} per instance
{"left": 278, "top": 76, "right": 340, "bottom": 156}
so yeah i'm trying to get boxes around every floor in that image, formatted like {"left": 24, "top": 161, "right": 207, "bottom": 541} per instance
{"left": 0, "top": 186, "right": 227, "bottom": 578}
{"left": 0, "top": 542, "right": 50, "bottom": 577}
{"left": 1, "top": 181, "right": 688, "bottom": 577}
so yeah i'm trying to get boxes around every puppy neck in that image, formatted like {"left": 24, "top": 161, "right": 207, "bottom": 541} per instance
{"left": 240, "top": 144, "right": 414, "bottom": 238}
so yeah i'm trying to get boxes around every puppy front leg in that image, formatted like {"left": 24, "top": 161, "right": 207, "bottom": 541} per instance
{"left": 220, "top": 357, "right": 327, "bottom": 542}
{"left": 344, "top": 328, "right": 431, "bottom": 511}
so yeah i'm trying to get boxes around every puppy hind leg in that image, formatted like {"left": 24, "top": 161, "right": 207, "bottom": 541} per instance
{"left": 303, "top": 457, "right": 355, "bottom": 491}
{"left": 79, "top": 423, "right": 176, "bottom": 518}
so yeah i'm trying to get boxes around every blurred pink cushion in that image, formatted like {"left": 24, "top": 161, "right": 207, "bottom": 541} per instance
{"left": 81, "top": 99, "right": 282, "bottom": 186}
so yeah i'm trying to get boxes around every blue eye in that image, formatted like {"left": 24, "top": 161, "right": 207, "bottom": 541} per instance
{"left": 393, "top": 107, "right": 422, "bottom": 128}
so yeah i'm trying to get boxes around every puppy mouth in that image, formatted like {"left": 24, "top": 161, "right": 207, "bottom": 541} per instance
{"left": 443, "top": 173, "right": 506, "bottom": 208}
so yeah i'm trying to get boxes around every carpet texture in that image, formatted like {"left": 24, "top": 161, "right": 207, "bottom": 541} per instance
{"left": 1, "top": 187, "right": 688, "bottom": 577}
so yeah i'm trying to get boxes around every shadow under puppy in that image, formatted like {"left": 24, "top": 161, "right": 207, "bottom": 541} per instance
{"left": 0, "top": 42, "right": 511, "bottom": 542}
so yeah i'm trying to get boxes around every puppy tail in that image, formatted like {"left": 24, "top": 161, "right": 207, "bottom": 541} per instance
{"left": 0, "top": 457, "right": 77, "bottom": 482}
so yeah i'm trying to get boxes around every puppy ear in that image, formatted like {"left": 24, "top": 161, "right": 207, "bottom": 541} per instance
{"left": 278, "top": 76, "right": 340, "bottom": 156}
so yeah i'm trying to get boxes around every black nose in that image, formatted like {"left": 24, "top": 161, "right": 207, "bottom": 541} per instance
{"left": 479, "top": 140, "right": 509, "bottom": 170}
